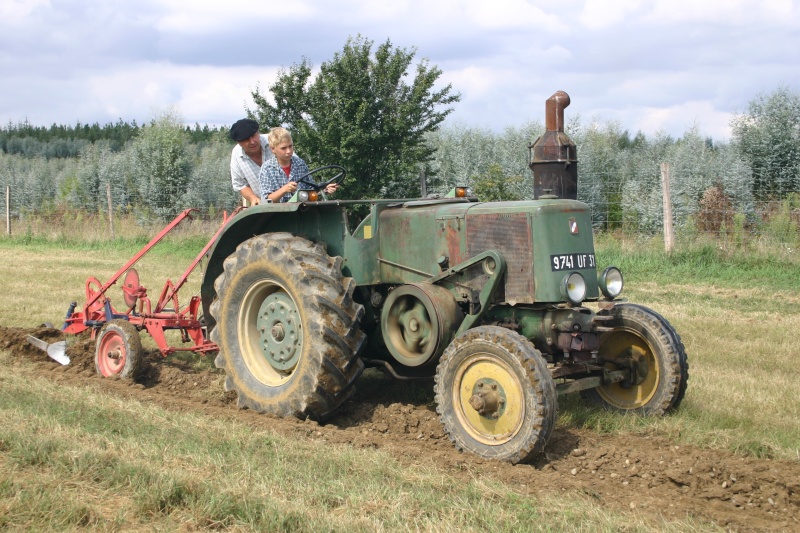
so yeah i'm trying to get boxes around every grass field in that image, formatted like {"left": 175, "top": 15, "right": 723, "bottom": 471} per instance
{"left": 1, "top": 231, "right": 798, "bottom": 531}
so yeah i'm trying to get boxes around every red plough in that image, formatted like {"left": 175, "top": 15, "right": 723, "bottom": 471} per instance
{"left": 62, "top": 208, "right": 238, "bottom": 377}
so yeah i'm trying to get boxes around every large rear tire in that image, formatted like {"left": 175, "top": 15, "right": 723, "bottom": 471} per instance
{"left": 434, "top": 326, "right": 557, "bottom": 464}
{"left": 209, "top": 233, "right": 365, "bottom": 420}
{"left": 584, "top": 303, "right": 689, "bottom": 415}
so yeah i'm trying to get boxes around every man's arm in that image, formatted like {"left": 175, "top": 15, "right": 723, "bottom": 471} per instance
{"left": 230, "top": 150, "right": 249, "bottom": 191}
{"left": 230, "top": 147, "right": 263, "bottom": 205}
{"left": 239, "top": 186, "right": 261, "bottom": 205}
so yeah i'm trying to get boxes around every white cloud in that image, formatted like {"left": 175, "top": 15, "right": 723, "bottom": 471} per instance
{"left": 82, "top": 63, "right": 281, "bottom": 125}
{"left": 579, "top": 0, "right": 643, "bottom": 29}
{"left": 464, "top": 0, "right": 562, "bottom": 30}
{"left": 153, "top": 0, "right": 320, "bottom": 34}
{"left": 444, "top": 65, "right": 501, "bottom": 98}
{"left": 0, "top": 0, "right": 797, "bottom": 140}
{"left": 633, "top": 101, "right": 733, "bottom": 140}
{"left": 644, "top": 0, "right": 796, "bottom": 24}
{"left": 0, "top": 0, "right": 49, "bottom": 22}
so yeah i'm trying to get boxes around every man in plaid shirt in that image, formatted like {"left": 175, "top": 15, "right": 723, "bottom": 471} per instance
{"left": 229, "top": 118, "right": 268, "bottom": 205}
{"left": 259, "top": 127, "right": 339, "bottom": 203}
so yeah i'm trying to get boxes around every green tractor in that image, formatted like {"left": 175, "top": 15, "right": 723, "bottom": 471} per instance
{"left": 201, "top": 91, "right": 688, "bottom": 464}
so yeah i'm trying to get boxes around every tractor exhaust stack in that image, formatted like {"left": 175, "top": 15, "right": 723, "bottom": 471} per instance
{"left": 529, "top": 90, "right": 578, "bottom": 199}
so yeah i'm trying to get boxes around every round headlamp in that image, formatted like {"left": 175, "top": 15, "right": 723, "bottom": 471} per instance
{"left": 296, "top": 190, "right": 319, "bottom": 202}
{"left": 560, "top": 272, "right": 586, "bottom": 305}
{"left": 599, "top": 266, "right": 624, "bottom": 299}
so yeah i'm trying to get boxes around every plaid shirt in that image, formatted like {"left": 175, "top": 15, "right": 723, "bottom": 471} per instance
{"left": 259, "top": 154, "right": 313, "bottom": 202}
{"left": 230, "top": 134, "right": 269, "bottom": 197}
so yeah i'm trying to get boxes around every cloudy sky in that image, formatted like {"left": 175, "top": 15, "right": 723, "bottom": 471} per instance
{"left": 1, "top": 0, "right": 798, "bottom": 141}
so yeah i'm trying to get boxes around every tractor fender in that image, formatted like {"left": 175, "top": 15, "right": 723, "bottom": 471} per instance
{"left": 201, "top": 202, "right": 352, "bottom": 334}
{"left": 200, "top": 203, "right": 304, "bottom": 334}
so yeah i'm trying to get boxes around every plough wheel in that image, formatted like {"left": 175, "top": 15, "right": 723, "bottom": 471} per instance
{"left": 95, "top": 319, "right": 143, "bottom": 379}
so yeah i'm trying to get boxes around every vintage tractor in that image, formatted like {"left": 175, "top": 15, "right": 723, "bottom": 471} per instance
{"left": 199, "top": 91, "right": 689, "bottom": 463}
{"left": 63, "top": 91, "right": 688, "bottom": 464}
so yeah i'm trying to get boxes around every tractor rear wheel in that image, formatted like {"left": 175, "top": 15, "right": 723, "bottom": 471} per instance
{"left": 95, "top": 319, "right": 143, "bottom": 379}
{"left": 584, "top": 303, "right": 689, "bottom": 415}
{"left": 434, "top": 326, "right": 557, "bottom": 464}
{"left": 209, "top": 233, "right": 365, "bottom": 420}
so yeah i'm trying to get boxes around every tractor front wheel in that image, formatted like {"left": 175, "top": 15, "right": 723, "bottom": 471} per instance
{"left": 584, "top": 303, "right": 689, "bottom": 415}
{"left": 95, "top": 319, "right": 143, "bottom": 379}
{"left": 434, "top": 326, "right": 557, "bottom": 464}
{"left": 209, "top": 233, "right": 365, "bottom": 421}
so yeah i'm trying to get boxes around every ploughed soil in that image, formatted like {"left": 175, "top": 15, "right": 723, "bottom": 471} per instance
{"left": 2, "top": 325, "right": 798, "bottom": 532}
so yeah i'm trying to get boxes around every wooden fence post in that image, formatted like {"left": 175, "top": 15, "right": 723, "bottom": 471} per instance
{"left": 660, "top": 163, "right": 674, "bottom": 253}
{"left": 106, "top": 182, "right": 115, "bottom": 239}
{"left": 5, "top": 185, "right": 10, "bottom": 236}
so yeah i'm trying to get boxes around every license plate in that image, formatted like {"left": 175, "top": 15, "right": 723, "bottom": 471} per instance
{"left": 550, "top": 253, "right": 596, "bottom": 271}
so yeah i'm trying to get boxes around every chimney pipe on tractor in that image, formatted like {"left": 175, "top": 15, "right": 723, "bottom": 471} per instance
{"left": 529, "top": 90, "right": 578, "bottom": 200}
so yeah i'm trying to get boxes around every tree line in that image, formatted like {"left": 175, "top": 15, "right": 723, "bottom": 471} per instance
{"left": 1, "top": 35, "right": 798, "bottom": 238}
{"left": 1, "top": 119, "right": 225, "bottom": 158}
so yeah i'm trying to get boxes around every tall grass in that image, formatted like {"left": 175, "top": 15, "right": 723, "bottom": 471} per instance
{"left": 595, "top": 231, "right": 800, "bottom": 286}
{"left": 3, "top": 211, "right": 225, "bottom": 257}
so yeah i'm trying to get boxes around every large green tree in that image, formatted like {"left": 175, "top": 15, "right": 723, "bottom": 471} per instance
{"left": 249, "top": 35, "right": 460, "bottom": 200}
{"left": 731, "top": 86, "right": 800, "bottom": 200}
{"left": 130, "top": 109, "right": 191, "bottom": 219}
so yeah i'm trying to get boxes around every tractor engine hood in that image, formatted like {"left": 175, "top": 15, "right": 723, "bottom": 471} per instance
{"left": 377, "top": 198, "right": 599, "bottom": 305}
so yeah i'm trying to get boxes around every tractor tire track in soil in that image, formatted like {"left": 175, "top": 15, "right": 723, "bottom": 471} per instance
{"left": 1, "top": 325, "right": 798, "bottom": 532}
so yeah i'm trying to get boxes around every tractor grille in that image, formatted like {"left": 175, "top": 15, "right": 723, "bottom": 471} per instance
{"left": 466, "top": 213, "right": 534, "bottom": 305}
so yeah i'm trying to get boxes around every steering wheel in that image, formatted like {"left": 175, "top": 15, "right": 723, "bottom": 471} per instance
{"left": 295, "top": 165, "right": 347, "bottom": 192}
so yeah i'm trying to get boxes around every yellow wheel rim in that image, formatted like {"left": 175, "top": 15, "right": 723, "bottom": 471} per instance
{"left": 597, "top": 329, "right": 659, "bottom": 409}
{"left": 453, "top": 354, "right": 525, "bottom": 445}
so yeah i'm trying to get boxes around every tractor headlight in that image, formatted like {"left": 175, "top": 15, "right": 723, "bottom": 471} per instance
{"left": 599, "top": 266, "right": 624, "bottom": 299}
{"left": 561, "top": 272, "right": 586, "bottom": 305}
{"left": 297, "top": 190, "right": 319, "bottom": 202}
{"left": 446, "top": 186, "right": 474, "bottom": 198}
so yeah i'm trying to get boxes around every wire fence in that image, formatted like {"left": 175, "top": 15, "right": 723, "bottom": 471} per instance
{"left": 577, "top": 164, "right": 800, "bottom": 254}
{"left": 3, "top": 170, "right": 800, "bottom": 254}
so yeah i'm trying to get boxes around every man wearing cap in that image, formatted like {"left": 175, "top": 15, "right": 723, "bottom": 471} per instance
{"left": 229, "top": 118, "right": 269, "bottom": 205}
